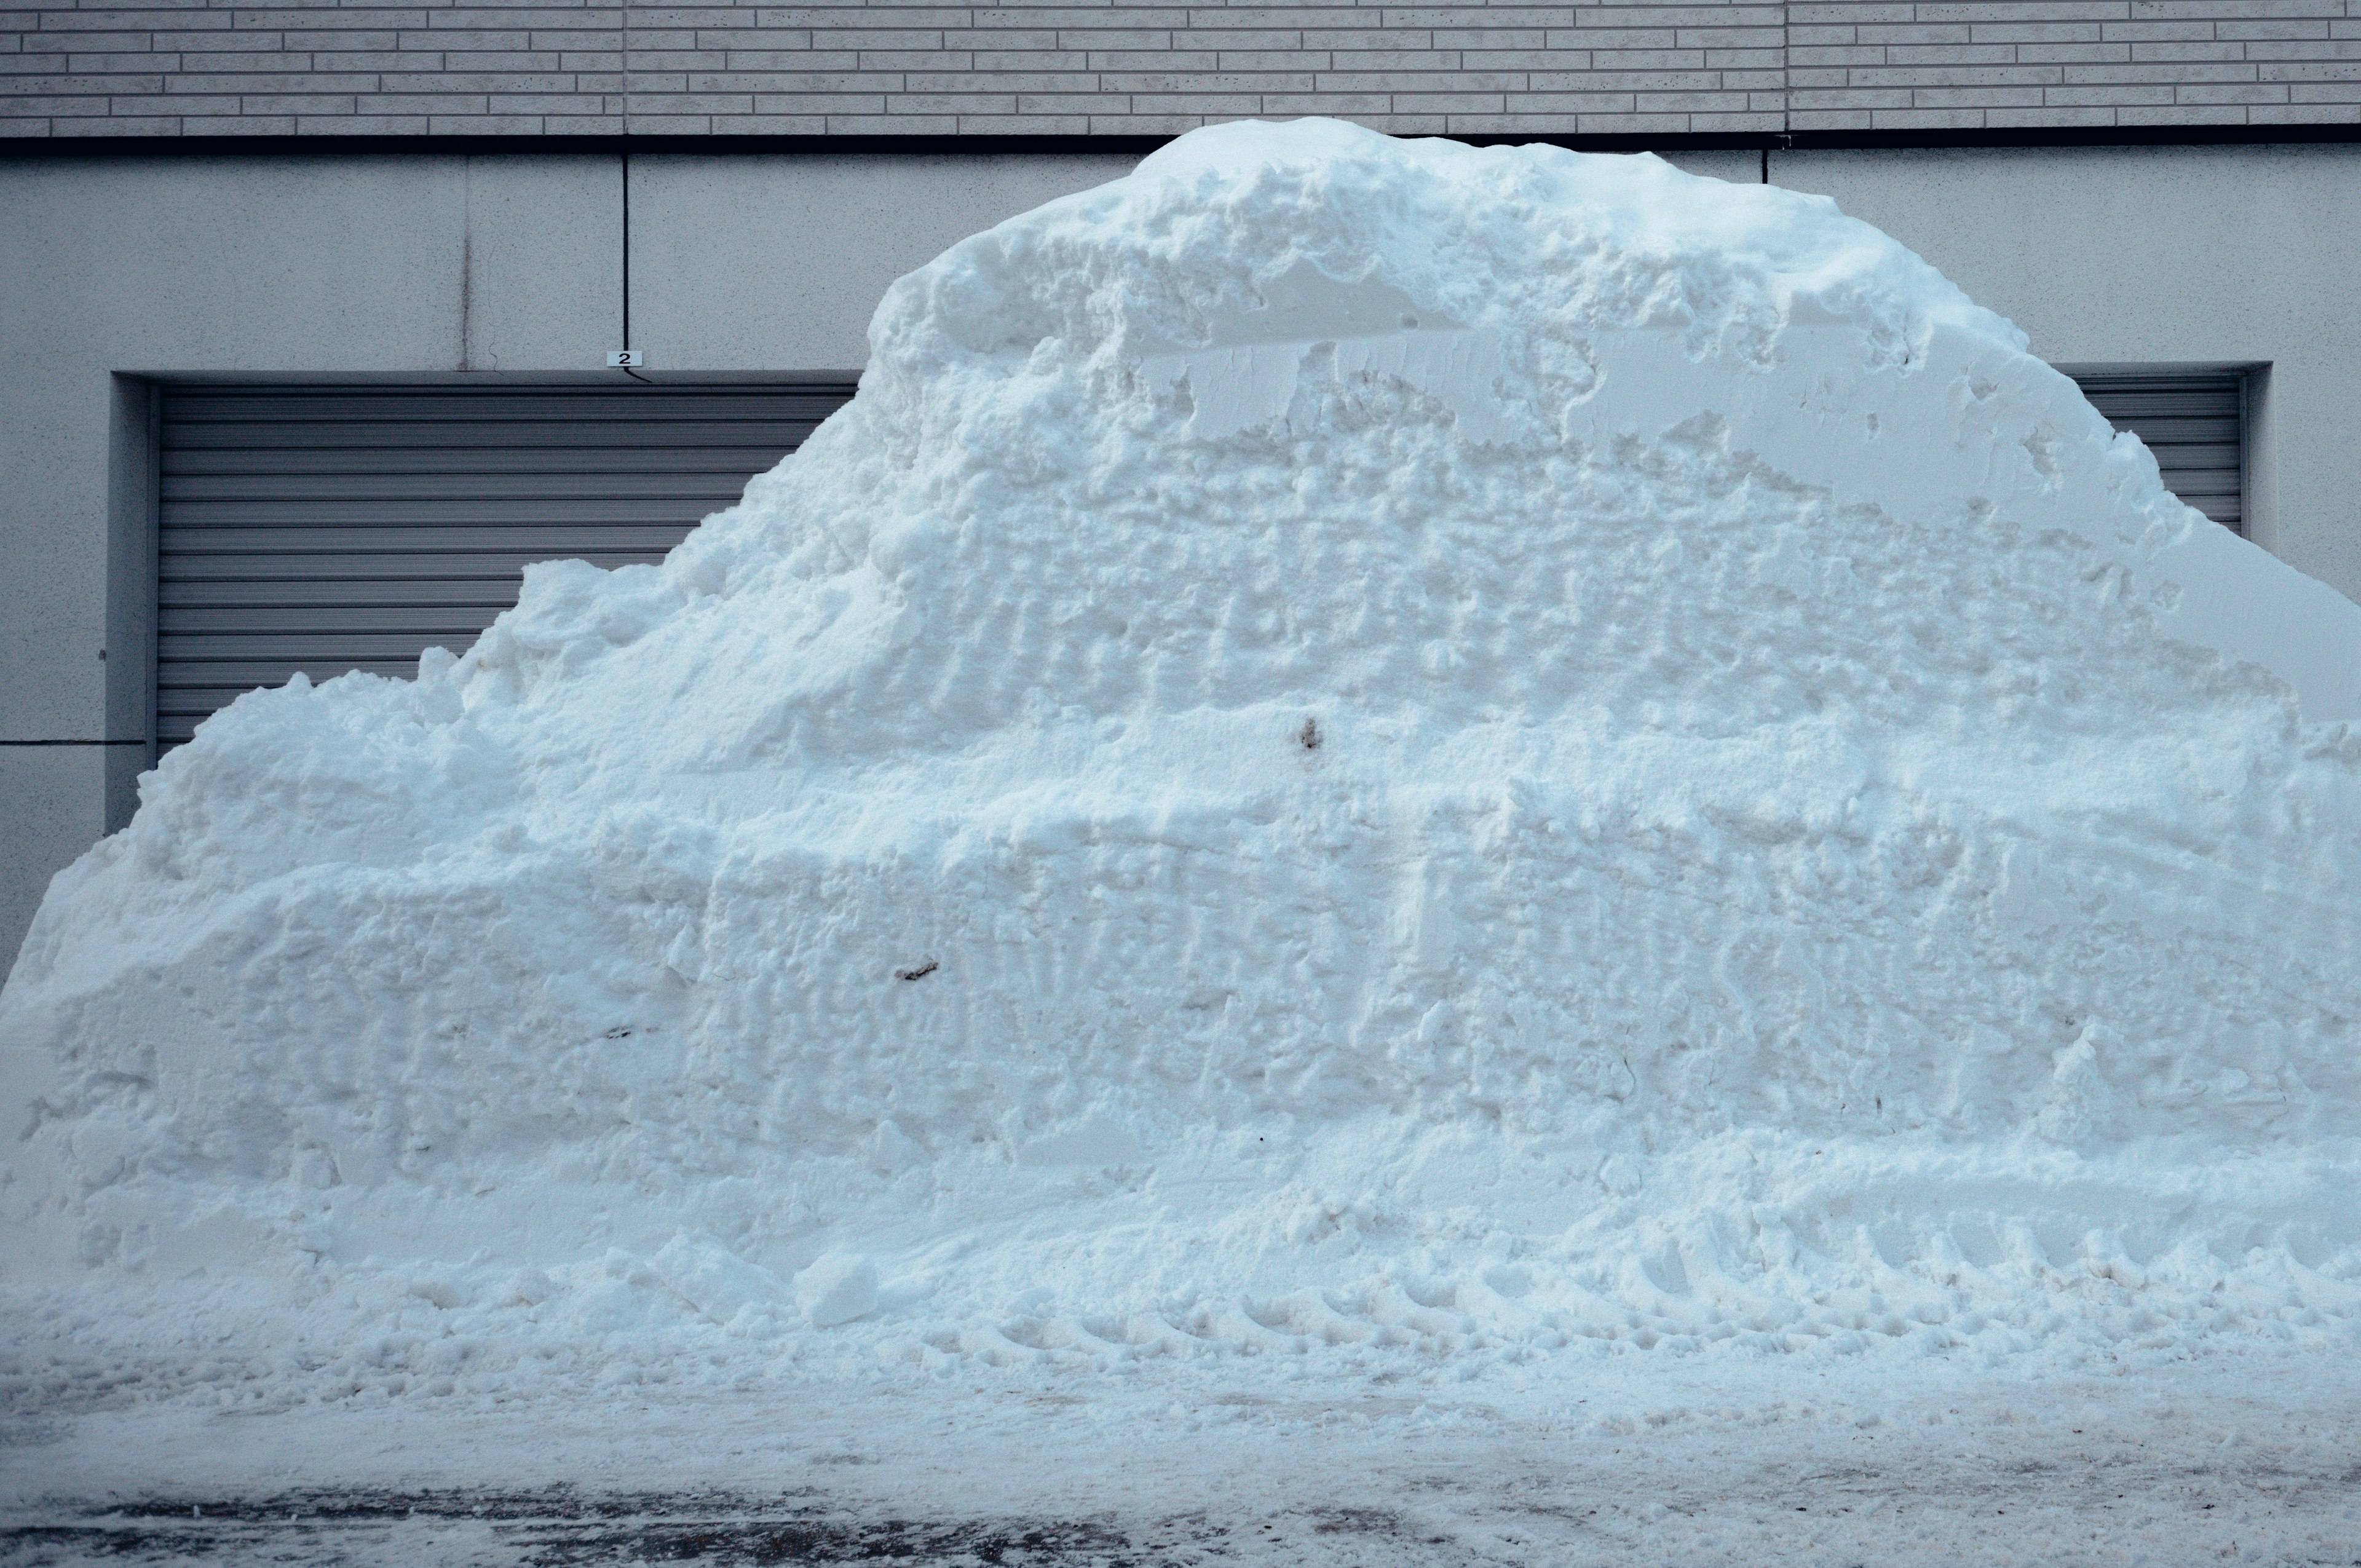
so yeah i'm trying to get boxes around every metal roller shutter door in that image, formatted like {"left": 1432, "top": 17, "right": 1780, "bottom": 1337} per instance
{"left": 2070, "top": 371, "right": 2246, "bottom": 536}
{"left": 156, "top": 381, "right": 857, "bottom": 750}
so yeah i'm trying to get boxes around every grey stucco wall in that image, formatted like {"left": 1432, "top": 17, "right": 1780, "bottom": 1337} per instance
{"left": 2, "top": 141, "right": 2357, "bottom": 970}
{"left": 1768, "top": 143, "right": 2361, "bottom": 596}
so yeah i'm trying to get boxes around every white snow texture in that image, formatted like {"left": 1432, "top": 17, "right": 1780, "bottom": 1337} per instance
{"left": 7, "top": 119, "right": 2361, "bottom": 1400}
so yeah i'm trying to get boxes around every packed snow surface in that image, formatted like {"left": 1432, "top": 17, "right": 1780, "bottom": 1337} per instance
{"left": 7, "top": 121, "right": 2361, "bottom": 1416}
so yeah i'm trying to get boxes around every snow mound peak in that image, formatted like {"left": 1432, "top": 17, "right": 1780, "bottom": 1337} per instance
{"left": 7, "top": 121, "right": 2361, "bottom": 1394}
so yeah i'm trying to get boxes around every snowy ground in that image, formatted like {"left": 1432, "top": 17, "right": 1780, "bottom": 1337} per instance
{"left": 5, "top": 1346, "right": 2358, "bottom": 1565}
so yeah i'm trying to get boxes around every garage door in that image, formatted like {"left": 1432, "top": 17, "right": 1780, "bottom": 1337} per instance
{"left": 156, "top": 381, "right": 857, "bottom": 749}
{"left": 2070, "top": 371, "right": 2246, "bottom": 536}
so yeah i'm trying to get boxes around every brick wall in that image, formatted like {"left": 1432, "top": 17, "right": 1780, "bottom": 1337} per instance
{"left": 0, "top": 0, "right": 2352, "bottom": 138}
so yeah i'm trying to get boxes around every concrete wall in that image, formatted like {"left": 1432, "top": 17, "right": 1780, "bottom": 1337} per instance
{"left": 1769, "top": 143, "right": 2361, "bottom": 594}
{"left": 2, "top": 141, "right": 2357, "bottom": 970}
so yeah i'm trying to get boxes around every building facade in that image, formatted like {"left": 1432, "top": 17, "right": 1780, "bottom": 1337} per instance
{"left": 4, "top": 2, "right": 2360, "bottom": 962}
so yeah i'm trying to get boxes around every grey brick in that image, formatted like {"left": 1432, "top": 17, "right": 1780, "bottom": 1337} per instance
{"left": 25, "top": 31, "right": 157, "bottom": 52}
{"left": 2017, "top": 40, "right": 2127, "bottom": 58}
{"left": 1792, "top": 3, "right": 1913, "bottom": 21}
{"left": 908, "top": 66, "right": 1091, "bottom": 86}
{"left": 1580, "top": 108, "right": 1691, "bottom": 128}
{"left": 824, "top": 110, "right": 957, "bottom": 127}
{"left": 1849, "top": 61, "right": 2062, "bottom": 80}
{"left": 1301, "top": 28, "right": 1439, "bottom": 46}
{"left": 1856, "top": 24, "right": 1972, "bottom": 42}
{"left": 861, "top": 50, "right": 978, "bottom": 68}
{"left": 428, "top": 111, "right": 545, "bottom": 127}
{"left": 239, "top": 89, "right": 357, "bottom": 108}
{"left": 378, "top": 68, "right": 571, "bottom": 86}
{"left": 1090, "top": 109, "right": 1192, "bottom": 129}
{"left": 753, "top": 89, "right": 886, "bottom": 106}
{"left": 1870, "top": 103, "right": 1987, "bottom": 121}
{"left": 1788, "top": 105, "right": 1875, "bottom": 124}
{"left": 1915, "top": 1, "right": 2126, "bottom": 18}
{"left": 69, "top": 50, "right": 183, "bottom": 68}
{"left": 406, "top": 27, "right": 528, "bottom": 47}
{"left": 358, "top": 90, "right": 487, "bottom": 106}
{"left": 182, "top": 109, "right": 295, "bottom": 127}
{"left": 2260, "top": 57, "right": 2361, "bottom": 76}
{"left": 1315, "top": 66, "right": 1517, "bottom": 85}
{"left": 2252, "top": 98, "right": 2361, "bottom": 114}
{"left": 1543, "top": 26, "right": 1675, "bottom": 45}
{"left": 962, "top": 110, "right": 1093, "bottom": 127}
{"left": 1085, "top": 49, "right": 1218, "bottom": 65}
{"left": 1442, "top": 109, "right": 1577, "bottom": 127}
{"left": 1014, "top": 88, "right": 1121, "bottom": 106}
{"left": 887, "top": 88, "right": 1016, "bottom": 107}
{"left": 1985, "top": 99, "right": 2117, "bottom": 117}
{"left": 1883, "top": 42, "right": 2018, "bottom": 60}
{"left": 2130, "top": 40, "right": 2244, "bottom": 58}
{"left": 1429, "top": 26, "right": 1545, "bottom": 46}
{"left": 2129, "top": 0, "right": 2332, "bottom": 15}
{"left": 628, "top": 89, "right": 754, "bottom": 107}
{"left": 2216, "top": 17, "right": 2331, "bottom": 38}
{"left": 2175, "top": 78, "right": 2285, "bottom": 96}
{"left": 1499, "top": 86, "right": 1639, "bottom": 103}
{"left": 49, "top": 113, "right": 182, "bottom": 132}
{"left": 1792, "top": 81, "right": 1908, "bottom": 100}
{"left": 1390, "top": 89, "right": 1509, "bottom": 106}
{"left": 2062, "top": 57, "right": 2255, "bottom": 76}
{"left": 1226, "top": 46, "right": 1335, "bottom": 64}
{"left": 2098, "top": 19, "right": 2211, "bottom": 37}
{"left": 1589, "top": 46, "right": 1704, "bottom": 65}
{"left": 1096, "top": 66, "right": 1281, "bottom": 85}
{"left": 2115, "top": 98, "right": 2250, "bottom": 117}
{"left": 282, "top": 27, "right": 396, "bottom": 46}
{"left": 2245, "top": 37, "right": 2361, "bottom": 56}
{"left": 1122, "top": 90, "right": 1263, "bottom": 113}
{"left": 1912, "top": 81, "right": 2044, "bottom": 99}
{"left": 0, "top": 69, "right": 160, "bottom": 88}
{"left": 1633, "top": 85, "right": 1748, "bottom": 103}
{"left": 485, "top": 89, "right": 606, "bottom": 107}
{"left": 1461, "top": 45, "right": 1583, "bottom": 65}
{"left": 723, "top": 68, "right": 900, "bottom": 87}
{"left": 1968, "top": 19, "right": 2100, "bottom": 38}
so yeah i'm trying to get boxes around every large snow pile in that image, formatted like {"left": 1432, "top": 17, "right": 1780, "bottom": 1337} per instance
{"left": 8, "top": 120, "right": 2361, "bottom": 1405}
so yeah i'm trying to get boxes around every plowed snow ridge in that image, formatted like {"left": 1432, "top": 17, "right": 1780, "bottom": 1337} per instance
{"left": 6, "top": 119, "right": 2361, "bottom": 1409}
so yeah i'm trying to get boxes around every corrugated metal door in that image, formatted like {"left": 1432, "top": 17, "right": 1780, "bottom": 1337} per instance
{"left": 2070, "top": 371, "right": 2246, "bottom": 535}
{"left": 156, "top": 382, "right": 856, "bottom": 750}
